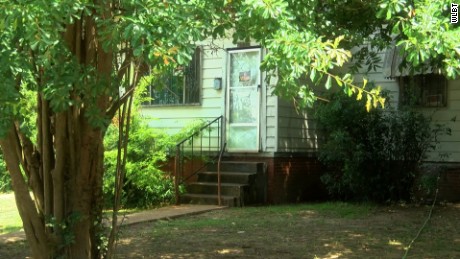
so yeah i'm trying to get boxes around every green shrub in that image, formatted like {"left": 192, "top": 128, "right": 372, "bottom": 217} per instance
{"left": 103, "top": 116, "right": 205, "bottom": 209}
{"left": 315, "top": 92, "right": 441, "bottom": 202}
{"left": 0, "top": 151, "right": 12, "bottom": 193}
{"left": 103, "top": 117, "right": 177, "bottom": 209}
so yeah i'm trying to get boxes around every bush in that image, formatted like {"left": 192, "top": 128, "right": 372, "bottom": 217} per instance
{"left": 0, "top": 151, "right": 12, "bottom": 193}
{"left": 315, "top": 92, "right": 441, "bottom": 202}
{"left": 103, "top": 116, "right": 205, "bottom": 209}
{"left": 103, "top": 116, "right": 177, "bottom": 209}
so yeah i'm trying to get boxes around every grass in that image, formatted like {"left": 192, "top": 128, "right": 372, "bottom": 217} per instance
{"left": 149, "top": 203, "right": 376, "bottom": 238}
{"left": 0, "top": 192, "right": 144, "bottom": 236}
{"left": 2, "top": 196, "right": 459, "bottom": 258}
{"left": 0, "top": 193, "right": 23, "bottom": 235}
{"left": 261, "top": 202, "right": 376, "bottom": 218}
{"left": 115, "top": 202, "right": 460, "bottom": 258}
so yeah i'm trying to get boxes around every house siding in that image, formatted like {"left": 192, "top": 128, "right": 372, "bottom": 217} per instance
{"left": 277, "top": 98, "right": 320, "bottom": 153}
{"left": 427, "top": 79, "right": 460, "bottom": 162}
{"left": 141, "top": 45, "right": 226, "bottom": 134}
{"left": 265, "top": 85, "right": 278, "bottom": 152}
{"left": 381, "top": 78, "right": 460, "bottom": 163}
{"left": 352, "top": 49, "right": 460, "bottom": 162}
{"left": 140, "top": 39, "right": 277, "bottom": 153}
{"left": 141, "top": 40, "right": 460, "bottom": 203}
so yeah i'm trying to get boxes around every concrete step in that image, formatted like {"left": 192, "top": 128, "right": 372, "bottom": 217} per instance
{"left": 197, "top": 171, "right": 256, "bottom": 184}
{"left": 187, "top": 182, "right": 248, "bottom": 197}
{"left": 207, "top": 161, "right": 264, "bottom": 173}
{"left": 180, "top": 161, "right": 266, "bottom": 206}
{"left": 180, "top": 194, "right": 241, "bottom": 207}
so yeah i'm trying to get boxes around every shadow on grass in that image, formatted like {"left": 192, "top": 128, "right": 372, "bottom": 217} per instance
{"left": 0, "top": 226, "right": 23, "bottom": 236}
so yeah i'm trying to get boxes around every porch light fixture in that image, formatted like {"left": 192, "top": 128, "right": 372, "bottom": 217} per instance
{"left": 214, "top": 77, "right": 222, "bottom": 90}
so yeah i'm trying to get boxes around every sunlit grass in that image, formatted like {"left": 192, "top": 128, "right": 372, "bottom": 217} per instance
{"left": 0, "top": 193, "right": 147, "bottom": 235}
{"left": 0, "top": 193, "right": 23, "bottom": 235}
{"left": 388, "top": 239, "right": 403, "bottom": 246}
{"left": 228, "top": 202, "right": 376, "bottom": 219}
{"left": 149, "top": 202, "right": 377, "bottom": 240}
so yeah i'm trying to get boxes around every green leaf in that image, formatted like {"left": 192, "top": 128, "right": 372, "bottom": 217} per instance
{"left": 357, "top": 89, "right": 363, "bottom": 101}
{"left": 325, "top": 75, "right": 332, "bottom": 90}
{"left": 386, "top": 8, "right": 392, "bottom": 20}
{"left": 310, "top": 69, "right": 316, "bottom": 82}
{"left": 133, "top": 47, "right": 143, "bottom": 57}
{"left": 334, "top": 76, "right": 343, "bottom": 87}
{"left": 366, "top": 95, "right": 372, "bottom": 112}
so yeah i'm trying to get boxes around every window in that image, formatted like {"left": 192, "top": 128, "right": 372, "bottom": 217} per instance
{"left": 399, "top": 73, "right": 447, "bottom": 108}
{"left": 142, "top": 47, "right": 201, "bottom": 105}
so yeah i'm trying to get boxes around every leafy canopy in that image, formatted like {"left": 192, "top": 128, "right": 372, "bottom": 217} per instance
{"left": 1, "top": 0, "right": 459, "bottom": 130}
{"left": 228, "top": 0, "right": 459, "bottom": 109}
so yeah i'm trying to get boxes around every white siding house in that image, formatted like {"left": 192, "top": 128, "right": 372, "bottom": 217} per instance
{"left": 140, "top": 38, "right": 460, "bottom": 203}
{"left": 140, "top": 38, "right": 316, "bottom": 155}
{"left": 140, "top": 39, "right": 460, "bottom": 162}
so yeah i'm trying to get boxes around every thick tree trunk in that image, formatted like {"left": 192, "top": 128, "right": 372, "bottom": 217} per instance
{"left": 0, "top": 116, "right": 107, "bottom": 258}
{"left": 67, "top": 122, "right": 105, "bottom": 258}
{"left": 0, "top": 126, "right": 52, "bottom": 258}
{"left": 0, "top": 3, "right": 114, "bottom": 258}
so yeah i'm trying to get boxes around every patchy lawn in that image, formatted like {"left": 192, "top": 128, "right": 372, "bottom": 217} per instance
{"left": 1, "top": 202, "right": 460, "bottom": 258}
{"left": 0, "top": 193, "right": 22, "bottom": 235}
{"left": 114, "top": 203, "right": 460, "bottom": 258}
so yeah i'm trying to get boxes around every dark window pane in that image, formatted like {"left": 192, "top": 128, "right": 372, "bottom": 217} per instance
{"left": 143, "top": 47, "right": 201, "bottom": 106}
{"left": 399, "top": 74, "right": 447, "bottom": 108}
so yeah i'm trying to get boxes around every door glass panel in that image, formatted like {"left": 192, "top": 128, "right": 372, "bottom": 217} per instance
{"left": 230, "top": 51, "right": 260, "bottom": 87}
{"left": 229, "top": 88, "right": 259, "bottom": 123}
{"left": 228, "top": 126, "right": 258, "bottom": 150}
{"left": 227, "top": 49, "right": 261, "bottom": 152}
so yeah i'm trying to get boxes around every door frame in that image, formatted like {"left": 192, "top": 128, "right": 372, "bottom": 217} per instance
{"left": 225, "top": 47, "right": 262, "bottom": 152}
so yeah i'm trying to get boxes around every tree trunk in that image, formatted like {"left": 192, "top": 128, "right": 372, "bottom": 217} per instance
{"left": 0, "top": 3, "right": 114, "bottom": 257}
{"left": 0, "top": 115, "right": 107, "bottom": 258}
{"left": 0, "top": 126, "right": 51, "bottom": 258}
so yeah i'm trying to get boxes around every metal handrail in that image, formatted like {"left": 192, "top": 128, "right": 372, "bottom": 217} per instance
{"left": 174, "top": 115, "right": 224, "bottom": 204}
{"left": 217, "top": 142, "right": 227, "bottom": 206}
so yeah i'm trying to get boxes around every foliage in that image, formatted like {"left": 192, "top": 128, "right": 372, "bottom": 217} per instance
{"left": 0, "top": 0, "right": 458, "bottom": 257}
{"left": 104, "top": 119, "right": 174, "bottom": 209}
{"left": 103, "top": 116, "right": 205, "bottom": 209}
{"left": 378, "top": 0, "right": 460, "bottom": 78}
{"left": 412, "top": 164, "right": 445, "bottom": 202}
{"left": 0, "top": 151, "right": 11, "bottom": 193}
{"left": 0, "top": 0, "right": 220, "bottom": 257}
{"left": 227, "top": 0, "right": 388, "bottom": 109}
{"left": 315, "top": 92, "right": 445, "bottom": 202}
{"left": 220, "top": 0, "right": 459, "bottom": 109}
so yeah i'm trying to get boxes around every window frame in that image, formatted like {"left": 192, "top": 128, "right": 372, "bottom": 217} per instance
{"left": 398, "top": 73, "right": 448, "bottom": 108}
{"left": 142, "top": 46, "right": 202, "bottom": 106}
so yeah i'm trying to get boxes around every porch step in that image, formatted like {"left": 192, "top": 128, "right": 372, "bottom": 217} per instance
{"left": 180, "top": 194, "right": 242, "bottom": 207}
{"left": 197, "top": 171, "right": 256, "bottom": 184}
{"left": 181, "top": 161, "right": 267, "bottom": 207}
{"left": 207, "top": 161, "right": 263, "bottom": 173}
{"left": 187, "top": 182, "right": 248, "bottom": 197}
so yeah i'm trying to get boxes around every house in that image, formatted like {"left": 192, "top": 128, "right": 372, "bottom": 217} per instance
{"left": 140, "top": 38, "right": 460, "bottom": 204}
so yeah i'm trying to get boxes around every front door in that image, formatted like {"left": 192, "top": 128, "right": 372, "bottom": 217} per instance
{"left": 226, "top": 48, "right": 261, "bottom": 152}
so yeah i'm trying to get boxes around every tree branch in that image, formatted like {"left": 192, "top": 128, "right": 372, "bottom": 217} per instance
{"left": 0, "top": 126, "right": 52, "bottom": 256}
{"left": 13, "top": 121, "right": 45, "bottom": 215}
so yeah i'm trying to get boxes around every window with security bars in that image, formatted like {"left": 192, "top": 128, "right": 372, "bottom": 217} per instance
{"left": 399, "top": 73, "right": 447, "bottom": 108}
{"left": 142, "top": 47, "right": 201, "bottom": 105}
